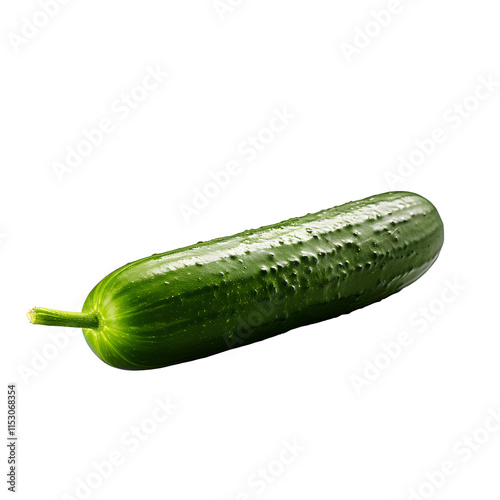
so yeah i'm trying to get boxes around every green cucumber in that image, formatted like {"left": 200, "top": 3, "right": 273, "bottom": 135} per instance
{"left": 28, "top": 191, "right": 444, "bottom": 370}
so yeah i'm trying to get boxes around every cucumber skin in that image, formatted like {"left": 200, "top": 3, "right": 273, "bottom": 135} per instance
{"left": 82, "top": 191, "right": 444, "bottom": 370}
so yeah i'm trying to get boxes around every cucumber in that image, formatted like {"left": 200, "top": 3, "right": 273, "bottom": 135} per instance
{"left": 28, "top": 191, "right": 444, "bottom": 370}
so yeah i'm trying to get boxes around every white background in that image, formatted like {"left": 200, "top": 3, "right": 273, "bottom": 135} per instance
{"left": 2, "top": 1, "right": 500, "bottom": 499}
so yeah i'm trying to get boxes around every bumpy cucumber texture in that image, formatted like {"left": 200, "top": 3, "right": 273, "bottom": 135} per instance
{"left": 29, "top": 191, "right": 444, "bottom": 370}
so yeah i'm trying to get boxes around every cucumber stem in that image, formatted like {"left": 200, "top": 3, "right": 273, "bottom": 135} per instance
{"left": 27, "top": 307, "right": 99, "bottom": 329}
